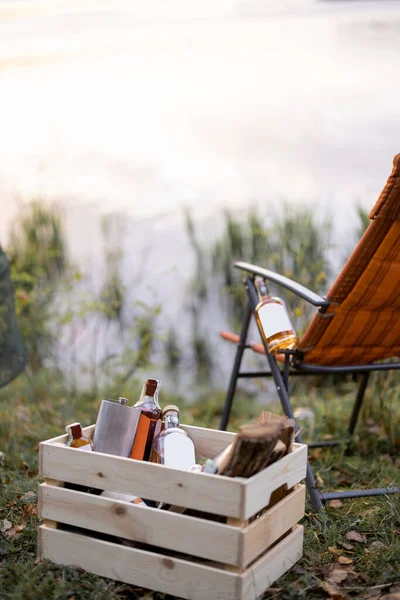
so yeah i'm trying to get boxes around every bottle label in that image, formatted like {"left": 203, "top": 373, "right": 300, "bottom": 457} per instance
{"left": 257, "top": 302, "right": 293, "bottom": 339}
{"left": 130, "top": 414, "right": 152, "bottom": 460}
{"left": 163, "top": 435, "right": 196, "bottom": 471}
{"left": 77, "top": 444, "right": 93, "bottom": 452}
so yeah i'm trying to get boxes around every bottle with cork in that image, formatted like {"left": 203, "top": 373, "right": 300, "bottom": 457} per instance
{"left": 65, "top": 422, "right": 93, "bottom": 451}
{"left": 130, "top": 378, "right": 162, "bottom": 461}
{"left": 254, "top": 276, "right": 298, "bottom": 354}
{"left": 151, "top": 405, "right": 195, "bottom": 471}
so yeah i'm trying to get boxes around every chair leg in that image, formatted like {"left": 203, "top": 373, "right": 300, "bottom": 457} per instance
{"left": 266, "top": 351, "right": 323, "bottom": 512}
{"left": 348, "top": 372, "right": 370, "bottom": 436}
{"left": 219, "top": 301, "right": 252, "bottom": 431}
{"left": 244, "top": 277, "right": 323, "bottom": 512}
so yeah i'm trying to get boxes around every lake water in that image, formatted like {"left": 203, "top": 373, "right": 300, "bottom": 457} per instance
{"left": 1, "top": 0, "right": 400, "bottom": 394}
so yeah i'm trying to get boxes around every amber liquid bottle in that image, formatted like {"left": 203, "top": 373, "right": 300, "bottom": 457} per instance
{"left": 130, "top": 378, "right": 162, "bottom": 461}
{"left": 65, "top": 422, "right": 93, "bottom": 451}
{"left": 254, "top": 276, "right": 298, "bottom": 354}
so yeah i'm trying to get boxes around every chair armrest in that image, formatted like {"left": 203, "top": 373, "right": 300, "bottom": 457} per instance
{"left": 234, "top": 261, "right": 329, "bottom": 309}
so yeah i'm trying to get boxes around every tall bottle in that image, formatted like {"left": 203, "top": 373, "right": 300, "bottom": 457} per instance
{"left": 254, "top": 277, "right": 298, "bottom": 354}
{"left": 151, "top": 405, "right": 196, "bottom": 470}
{"left": 130, "top": 378, "right": 162, "bottom": 461}
{"left": 65, "top": 422, "right": 93, "bottom": 451}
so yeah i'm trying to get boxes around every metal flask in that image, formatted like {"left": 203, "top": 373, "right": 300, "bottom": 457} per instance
{"left": 93, "top": 397, "right": 140, "bottom": 457}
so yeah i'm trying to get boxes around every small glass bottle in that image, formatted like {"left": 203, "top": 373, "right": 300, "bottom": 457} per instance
{"left": 130, "top": 378, "right": 162, "bottom": 461}
{"left": 151, "top": 405, "right": 196, "bottom": 471}
{"left": 65, "top": 422, "right": 93, "bottom": 451}
{"left": 254, "top": 277, "right": 298, "bottom": 354}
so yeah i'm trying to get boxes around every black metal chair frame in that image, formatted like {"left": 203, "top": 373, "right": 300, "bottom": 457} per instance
{"left": 220, "top": 262, "right": 400, "bottom": 512}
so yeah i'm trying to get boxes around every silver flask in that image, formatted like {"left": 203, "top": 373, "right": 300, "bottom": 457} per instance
{"left": 93, "top": 397, "right": 140, "bottom": 457}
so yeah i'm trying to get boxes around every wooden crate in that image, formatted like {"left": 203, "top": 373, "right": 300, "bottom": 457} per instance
{"left": 38, "top": 424, "right": 307, "bottom": 600}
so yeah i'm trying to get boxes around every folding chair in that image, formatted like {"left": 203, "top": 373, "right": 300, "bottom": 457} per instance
{"left": 219, "top": 153, "right": 400, "bottom": 512}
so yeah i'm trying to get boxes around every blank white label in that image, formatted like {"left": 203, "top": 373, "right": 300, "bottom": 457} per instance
{"left": 258, "top": 303, "right": 293, "bottom": 339}
{"left": 164, "top": 435, "right": 196, "bottom": 471}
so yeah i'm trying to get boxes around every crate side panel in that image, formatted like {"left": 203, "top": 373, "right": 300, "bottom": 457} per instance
{"left": 241, "top": 484, "right": 305, "bottom": 568}
{"left": 40, "top": 483, "right": 242, "bottom": 565}
{"left": 39, "top": 525, "right": 239, "bottom": 600}
{"left": 40, "top": 443, "right": 243, "bottom": 518}
{"left": 243, "top": 444, "right": 307, "bottom": 520}
{"left": 240, "top": 525, "right": 304, "bottom": 600}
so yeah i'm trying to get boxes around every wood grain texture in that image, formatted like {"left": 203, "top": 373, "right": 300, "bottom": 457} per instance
{"left": 242, "top": 443, "right": 307, "bottom": 520}
{"left": 38, "top": 524, "right": 304, "bottom": 599}
{"left": 40, "top": 441, "right": 243, "bottom": 518}
{"left": 39, "top": 525, "right": 239, "bottom": 600}
{"left": 40, "top": 483, "right": 242, "bottom": 565}
{"left": 241, "top": 525, "right": 304, "bottom": 600}
{"left": 241, "top": 484, "right": 305, "bottom": 568}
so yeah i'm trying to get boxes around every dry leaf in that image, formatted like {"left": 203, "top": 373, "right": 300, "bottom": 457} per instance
{"left": 339, "top": 541, "right": 354, "bottom": 551}
{"left": 328, "top": 546, "right": 343, "bottom": 555}
{"left": 4, "top": 523, "right": 25, "bottom": 539}
{"left": 320, "top": 581, "right": 347, "bottom": 599}
{"left": 15, "top": 524, "right": 25, "bottom": 534}
{"left": 22, "top": 504, "right": 37, "bottom": 519}
{"left": 20, "top": 491, "right": 36, "bottom": 503}
{"left": 346, "top": 530, "right": 367, "bottom": 544}
{"left": 338, "top": 556, "right": 353, "bottom": 565}
{"left": 329, "top": 569, "right": 349, "bottom": 584}
{"left": 2, "top": 519, "right": 12, "bottom": 532}
{"left": 329, "top": 499, "right": 343, "bottom": 508}
{"left": 316, "top": 475, "right": 325, "bottom": 486}
{"left": 380, "top": 595, "right": 400, "bottom": 600}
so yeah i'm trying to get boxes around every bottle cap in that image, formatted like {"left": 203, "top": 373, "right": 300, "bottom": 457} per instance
{"left": 144, "top": 378, "right": 161, "bottom": 397}
{"left": 66, "top": 422, "right": 82, "bottom": 439}
{"left": 162, "top": 404, "right": 179, "bottom": 416}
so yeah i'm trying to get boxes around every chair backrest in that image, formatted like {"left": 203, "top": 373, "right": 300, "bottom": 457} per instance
{"left": 298, "top": 154, "right": 400, "bottom": 366}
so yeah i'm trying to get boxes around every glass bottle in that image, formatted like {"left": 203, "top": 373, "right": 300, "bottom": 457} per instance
{"left": 151, "top": 405, "right": 196, "bottom": 470}
{"left": 130, "top": 378, "right": 162, "bottom": 461}
{"left": 254, "top": 277, "right": 298, "bottom": 354}
{"left": 65, "top": 422, "right": 93, "bottom": 451}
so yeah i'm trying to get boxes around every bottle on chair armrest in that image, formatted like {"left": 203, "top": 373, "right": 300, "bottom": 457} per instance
{"left": 254, "top": 276, "right": 298, "bottom": 354}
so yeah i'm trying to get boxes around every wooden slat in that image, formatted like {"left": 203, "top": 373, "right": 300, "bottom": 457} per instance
{"left": 39, "top": 483, "right": 242, "bottom": 566}
{"left": 242, "top": 444, "right": 307, "bottom": 520}
{"left": 38, "top": 525, "right": 239, "bottom": 600}
{"left": 241, "top": 485, "right": 305, "bottom": 568}
{"left": 40, "top": 441, "right": 243, "bottom": 518}
{"left": 42, "top": 424, "right": 233, "bottom": 458}
{"left": 241, "top": 525, "right": 304, "bottom": 600}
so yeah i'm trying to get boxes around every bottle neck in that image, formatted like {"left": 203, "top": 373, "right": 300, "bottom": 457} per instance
{"left": 255, "top": 277, "right": 269, "bottom": 301}
{"left": 67, "top": 423, "right": 82, "bottom": 440}
{"left": 136, "top": 379, "right": 161, "bottom": 409}
{"left": 164, "top": 412, "right": 179, "bottom": 429}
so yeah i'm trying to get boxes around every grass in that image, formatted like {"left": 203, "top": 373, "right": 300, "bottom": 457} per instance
{"left": 0, "top": 372, "right": 399, "bottom": 600}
